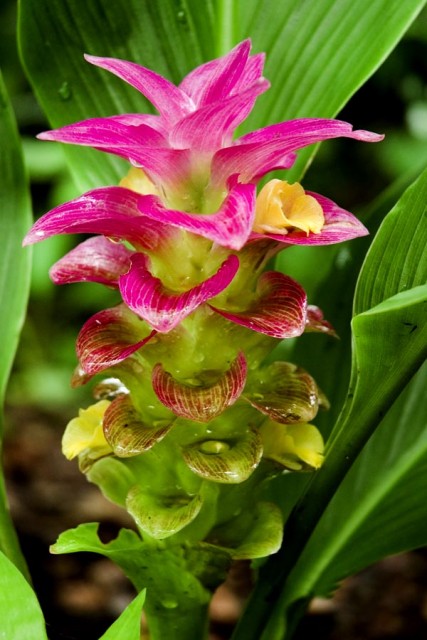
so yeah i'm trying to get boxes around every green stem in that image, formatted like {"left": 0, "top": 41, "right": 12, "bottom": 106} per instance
{"left": 145, "top": 599, "right": 209, "bottom": 640}
{"left": 116, "top": 539, "right": 226, "bottom": 640}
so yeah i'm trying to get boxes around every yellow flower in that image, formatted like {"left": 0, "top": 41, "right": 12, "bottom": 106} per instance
{"left": 62, "top": 400, "right": 112, "bottom": 460}
{"left": 254, "top": 179, "right": 324, "bottom": 235}
{"left": 260, "top": 420, "right": 324, "bottom": 471}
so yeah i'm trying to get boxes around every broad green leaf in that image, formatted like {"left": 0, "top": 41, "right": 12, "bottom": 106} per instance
{"left": 0, "top": 71, "right": 32, "bottom": 576}
{"left": 354, "top": 165, "right": 427, "bottom": 314}
{"left": 99, "top": 589, "right": 146, "bottom": 640}
{"left": 19, "top": 0, "right": 425, "bottom": 189}
{"left": 294, "top": 363, "right": 427, "bottom": 599}
{"left": 0, "top": 73, "right": 32, "bottom": 428}
{"left": 232, "top": 169, "right": 427, "bottom": 640}
{"left": 263, "top": 160, "right": 427, "bottom": 525}
{"left": 0, "top": 550, "right": 48, "bottom": 639}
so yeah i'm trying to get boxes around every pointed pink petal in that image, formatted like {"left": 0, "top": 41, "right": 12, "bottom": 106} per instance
{"left": 210, "top": 271, "right": 307, "bottom": 338}
{"left": 23, "top": 187, "right": 173, "bottom": 251}
{"left": 38, "top": 117, "right": 167, "bottom": 148}
{"left": 169, "top": 80, "right": 269, "bottom": 151}
{"left": 119, "top": 253, "right": 239, "bottom": 332}
{"left": 103, "top": 395, "right": 174, "bottom": 457}
{"left": 212, "top": 118, "right": 384, "bottom": 185}
{"left": 106, "top": 113, "right": 168, "bottom": 135}
{"left": 180, "top": 40, "right": 254, "bottom": 105}
{"left": 212, "top": 142, "right": 296, "bottom": 186}
{"left": 238, "top": 118, "right": 383, "bottom": 145}
{"left": 305, "top": 305, "right": 337, "bottom": 337}
{"left": 77, "top": 304, "right": 156, "bottom": 375}
{"left": 50, "top": 236, "right": 132, "bottom": 285}
{"left": 37, "top": 120, "right": 191, "bottom": 186}
{"left": 138, "top": 182, "right": 256, "bottom": 250}
{"left": 152, "top": 352, "right": 247, "bottom": 422}
{"left": 84, "top": 54, "right": 194, "bottom": 123}
{"left": 235, "top": 53, "right": 265, "bottom": 91}
{"left": 192, "top": 40, "right": 251, "bottom": 106}
{"left": 250, "top": 192, "right": 369, "bottom": 245}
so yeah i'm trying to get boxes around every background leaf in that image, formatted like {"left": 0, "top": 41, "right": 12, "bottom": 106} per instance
{"left": 235, "top": 0, "right": 426, "bottom": 179}
{"left": 0, "top": 71, "right": 32, "bottom": 576}
{"left": 296, "top": 362, "right": 427, "bottom": 598}
{"left": 0, "top": 550, "right": 48, "bottom": 639}
{"left": 354, "top": 164, "right": 427, "bottom": 313}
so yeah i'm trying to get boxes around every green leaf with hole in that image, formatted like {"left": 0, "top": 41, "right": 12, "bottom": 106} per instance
{"left": 52, "top": 523, "right": 228, "bottom": 640}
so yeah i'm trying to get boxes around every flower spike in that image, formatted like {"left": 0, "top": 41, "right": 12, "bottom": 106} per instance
{"left": 25, "top": 39, "right": 385, "bottom": 555}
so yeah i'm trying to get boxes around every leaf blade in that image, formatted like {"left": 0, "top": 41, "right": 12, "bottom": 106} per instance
{"left": 0, "top": 70, "right": 32, "bottom": 576}
{"left": 0, "top": 551, "right": 48, "bottom": 640}
{"left": 99, "top": 589, "right": 146, "bottom": 640}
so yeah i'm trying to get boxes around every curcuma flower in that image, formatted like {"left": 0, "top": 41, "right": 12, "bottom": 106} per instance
{"left": 24, "top": 40, "right": 382, "bottom": 550}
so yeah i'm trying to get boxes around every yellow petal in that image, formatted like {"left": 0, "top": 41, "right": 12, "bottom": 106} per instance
{"left": 62, "top": 400, "right": 112, "bottom": 460}
{"left": 254, "top": 179, "right": 324, "bottom": 236}
{"left": 260, "top": 420, "right": 324, "bottom": 471}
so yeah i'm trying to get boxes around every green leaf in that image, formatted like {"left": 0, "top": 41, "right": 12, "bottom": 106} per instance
{"left": 99, "top": 589, "right": 146, "bottom": 640}
{"left": 19, "top": 0, "right": 425, "bottom": 189}
{"left": 0, "top": 71, "right": 32, "bottom": 576}
{"left": 295, "top": 362, "right": 427, "bottom": 599}
{"left": 0, "top": 550, "right": 48, "bottom": 639}
{"left": 354, "top": 165, "right": 427, "bottom": 314}
{"left": 270, "top": 290, "right": 426, "bottom": 604}
{"left": 0, "top": 72, "right": 32, "bottom": 425}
